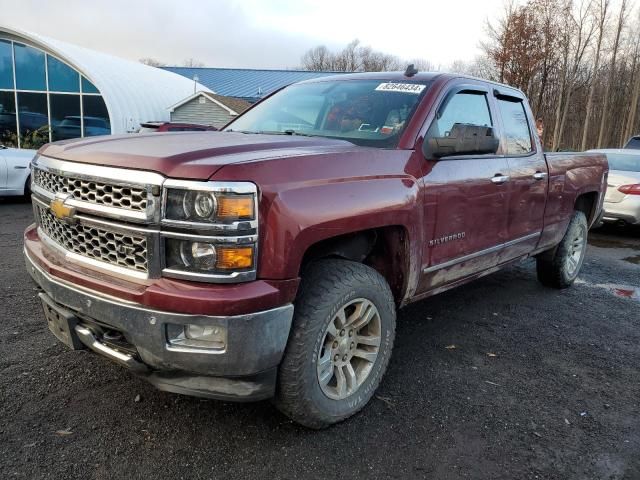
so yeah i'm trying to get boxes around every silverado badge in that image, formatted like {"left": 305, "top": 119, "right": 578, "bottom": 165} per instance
{"left": 50, "top": 196, "right": 76, "bottom": 223}
{"left": 428, "top": 232, "right": 465, "bottom": 247}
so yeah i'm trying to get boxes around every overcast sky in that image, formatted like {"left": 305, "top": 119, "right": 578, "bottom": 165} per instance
{"left": 0, "top": 0, "right": 508, "bottom": 69}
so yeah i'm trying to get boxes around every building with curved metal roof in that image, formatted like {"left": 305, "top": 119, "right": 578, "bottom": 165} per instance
{"left": 0, "top": 26, "right": 209, "bottom": 149}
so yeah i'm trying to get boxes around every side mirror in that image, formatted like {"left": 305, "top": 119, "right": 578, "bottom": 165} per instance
{"left": 424, "top": 123, "right": 499, "bottom": 159}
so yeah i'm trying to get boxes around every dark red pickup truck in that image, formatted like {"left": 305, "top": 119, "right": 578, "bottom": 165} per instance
{"left": 25, "top": 72, "right": 608, "bottom": 428}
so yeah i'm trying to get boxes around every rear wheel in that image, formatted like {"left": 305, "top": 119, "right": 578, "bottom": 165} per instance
{"left": 275, "top": 259, "right": 396, "bottom": 428}
{"left": 536, "top": 211, "right": 588, "bottom": 289}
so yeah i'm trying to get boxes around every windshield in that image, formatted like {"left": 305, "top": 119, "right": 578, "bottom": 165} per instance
{"left": 625, "top": 137, "right": 640, "bottom": 149}
{"left": 605, "top": 152, "right": 640, "bottom": 172}
{"left": 225, "top": 79, "right": 430, "bottom": 148}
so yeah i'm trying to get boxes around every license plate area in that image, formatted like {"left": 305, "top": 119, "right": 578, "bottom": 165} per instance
{"left": 39, "top": 293, "right": 85, "bottom": 350}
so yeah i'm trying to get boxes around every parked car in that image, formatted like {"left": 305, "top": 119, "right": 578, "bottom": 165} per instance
{"left": 589, "top": 149, "right": 640, "bottom": 226}
{"left": 138, "top": 121, "right": 217, "bottom": 133}
{"left": 24, "top": 72, "right": 608, "bottom": 428}
{"left": 52, "top": 116, "right": 111, "bottom": 140}
{"left": 0, "top": 145, "right": 37, "bottom": 196}
{"left": 624, "top": 135, "right": 640, "bottom": 149}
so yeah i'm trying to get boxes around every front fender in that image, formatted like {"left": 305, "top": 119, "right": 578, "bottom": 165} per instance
{"left": 259, "top": 176, "right": 422, "bottom": 280}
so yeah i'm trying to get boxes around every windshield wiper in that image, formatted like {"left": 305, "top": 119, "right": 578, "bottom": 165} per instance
{"left": 226, "top": 129, "right": 259, "bottom": 134}
{"left": 259, "top": 130, "right": 318, "bottom": 137}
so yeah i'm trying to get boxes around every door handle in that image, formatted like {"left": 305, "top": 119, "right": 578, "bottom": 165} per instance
{"left": 491, "top": 174, "right": 510, "bottom": 185}
{"left": 533, "top": 172, "right": 548, "bottom": 181}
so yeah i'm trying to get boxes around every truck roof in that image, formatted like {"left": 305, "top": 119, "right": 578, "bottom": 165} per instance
{"left": 296, "top": 71, "right": 526, "bottom": 97}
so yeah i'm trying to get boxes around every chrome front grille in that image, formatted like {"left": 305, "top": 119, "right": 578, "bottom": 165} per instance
{"left": 36, "top": 205, "right": 148, "bottom": 273}
{"left": 33, "top": 168, "right": 148, "bottom": 212}
{"left": 30, "top": 155, "right": 258, "bottom": 283}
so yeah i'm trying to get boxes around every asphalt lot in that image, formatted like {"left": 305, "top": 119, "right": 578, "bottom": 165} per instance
{"left": 1, "top": 197, "right": 639, "bottom": 480}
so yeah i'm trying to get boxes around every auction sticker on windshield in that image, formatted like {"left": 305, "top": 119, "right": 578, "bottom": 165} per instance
{"left": 375, "top": 83, "right": 426, "bottom": 94}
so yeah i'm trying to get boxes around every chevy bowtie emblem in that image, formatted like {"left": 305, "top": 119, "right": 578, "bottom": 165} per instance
{"left": 50, "top": 196, "right": 76, "bottom": 222}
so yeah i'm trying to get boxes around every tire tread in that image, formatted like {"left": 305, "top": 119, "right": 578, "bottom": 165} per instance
{"left": 275, "top": 259, "right": 395, "bottom": 428}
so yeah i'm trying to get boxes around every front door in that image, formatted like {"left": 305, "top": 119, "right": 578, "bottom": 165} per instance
{"left": 417, "top": 87, "right": 510, "bottom": 293}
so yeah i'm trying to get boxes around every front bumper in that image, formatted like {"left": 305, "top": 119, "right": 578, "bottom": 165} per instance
{"left": 25, "top": 249, "right": 294, "bottom": 401}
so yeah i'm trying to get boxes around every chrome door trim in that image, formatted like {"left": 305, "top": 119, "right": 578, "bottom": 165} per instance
{"left": 423, "top": 232, "right": 540, "bottom": 274}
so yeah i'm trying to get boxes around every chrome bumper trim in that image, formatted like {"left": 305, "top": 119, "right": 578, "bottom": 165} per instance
{"left": 75, "top": 325, "right": 149, "bottom": 373}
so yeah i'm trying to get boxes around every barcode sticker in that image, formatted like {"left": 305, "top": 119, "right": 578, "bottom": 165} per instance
{"left": 375, "top": 82, "right": 426, "bottom": 94}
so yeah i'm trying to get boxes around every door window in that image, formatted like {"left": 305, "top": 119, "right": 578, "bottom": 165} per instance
{"left": 430, "top": 91, "right": 492, "bottom": 138}
{"left": 497, "top": 98, "right": 532, "bottom": 154}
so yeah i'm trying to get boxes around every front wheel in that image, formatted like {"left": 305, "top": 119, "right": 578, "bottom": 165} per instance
{"left": 536, "top": 211, "right": 588, "bottom": 289}
{"left": 23, "top": 175, "right": 31, "bottom": 199}
{"left": 275, "top": 259, "right": 396, "bottom": 428}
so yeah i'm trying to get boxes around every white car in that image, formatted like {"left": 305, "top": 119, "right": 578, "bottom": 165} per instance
{"left": 589, "top": 149, "right": 640, "bottom": 226}
{"left": 0, "top": 145, "right": 37, "bottom": 197}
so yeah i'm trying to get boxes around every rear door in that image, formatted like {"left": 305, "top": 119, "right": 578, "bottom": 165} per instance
{"left": 418, "top": 84, "right": 511, "bottom": 292}
{"left": 494, "top": 91, "right": 547, "bottom": 261}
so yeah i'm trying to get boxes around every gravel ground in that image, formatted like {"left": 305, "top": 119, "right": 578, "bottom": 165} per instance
{"left": 1, "top": 198, "right": 639, "bottom": 480}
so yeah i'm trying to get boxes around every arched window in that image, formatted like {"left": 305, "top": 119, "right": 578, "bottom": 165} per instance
{"left": 0, "top": 39, "right": 110, "bottom": 149}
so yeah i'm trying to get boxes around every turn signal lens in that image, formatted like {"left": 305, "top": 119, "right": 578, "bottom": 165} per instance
{"left": 217, "top": 196, "right": 254, "bottom": 219}
{"left": 216, "top": 246, "right": 254, "bottom": 269}
{"left": 618, "top": 184, "right": 640, "bottom": 195}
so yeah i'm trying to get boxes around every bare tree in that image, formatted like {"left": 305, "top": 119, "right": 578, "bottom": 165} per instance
{"left": 301, "top": 45, "right": 333, "bottom": 71}
{"left": 139, "top": 57, "right": 166, "bottom": 67}
{"left": 410, "top": 58, "right": 436, "bottom": 71}
{"left": 623, "top": 19, "right": 640, "bottom": 141}
{"left": 182, "top": 58, "right": 205, "bottom": 68}
{"left": 597, "top": 0, "right": 629, "bottom": 147}
{"left": 552, "top": 0, "right": 595, "bottom": 151}
{"left": 581, "top": 0, "right": 611, "bottom": 150}
{"left": 300, "top": 40, "right": 425, "bottom": 72}
{"left": 478, "top": 0, "right": 639, "bottom": 150}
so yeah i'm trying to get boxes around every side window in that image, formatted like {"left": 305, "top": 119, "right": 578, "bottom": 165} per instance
{"left": 430, "top": 91, "right": 492, "bottom": 138}
{"left": 496, "top": 98, "right": 532, "bottom": 154}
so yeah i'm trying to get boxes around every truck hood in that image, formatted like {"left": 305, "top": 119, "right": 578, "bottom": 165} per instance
{"left": 39, "top": 132, "right": 357, "bottom": 180}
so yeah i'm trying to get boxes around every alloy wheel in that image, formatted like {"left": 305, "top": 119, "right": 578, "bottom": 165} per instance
{"left": 316, "top": 298, "right": 381, "bottom": 400}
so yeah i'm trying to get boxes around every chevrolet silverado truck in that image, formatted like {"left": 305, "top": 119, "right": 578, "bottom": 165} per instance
{"left": 25, "top": 72, "right": 608, "bottom": 428}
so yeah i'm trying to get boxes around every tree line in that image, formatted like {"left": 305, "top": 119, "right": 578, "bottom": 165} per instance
{"left": 300, "top": 0, "right": 640, "bottom": 150}
{"left": 300, "top": 40, "right": 434, "bottom": 74}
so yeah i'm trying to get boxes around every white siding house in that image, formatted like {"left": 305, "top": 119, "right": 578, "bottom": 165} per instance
{"left": 168, "top": 92, "right": 250, "bottom": 128}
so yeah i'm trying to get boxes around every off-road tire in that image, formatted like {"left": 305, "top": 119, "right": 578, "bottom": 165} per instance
{"left": 274, "top": 259, "right": 396, "bottom": 429}
{"left": 536, "top": 211, "right": 588, "bottom": 289}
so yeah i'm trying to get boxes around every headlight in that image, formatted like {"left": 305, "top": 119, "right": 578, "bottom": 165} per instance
{"left": 165, "top": 238, "right": 255, "bottom": 275}
{"left": 163, "top": 183, "right": 256, "bottom": 225}
{"left": 161, "top": 180, "right": 258, "bottom": 283}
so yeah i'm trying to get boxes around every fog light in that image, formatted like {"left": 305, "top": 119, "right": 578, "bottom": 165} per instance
{"left": 166, "top": 323, "right": 227, "bottom": 351}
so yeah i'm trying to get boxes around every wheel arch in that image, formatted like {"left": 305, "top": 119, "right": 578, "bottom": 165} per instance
{"left": 574, "top": 191, "right": 599, "bottom": 225}
{"left": 299, "top": 226, "right": 411, "bottom": 305}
